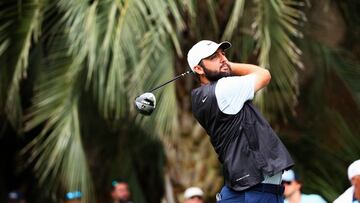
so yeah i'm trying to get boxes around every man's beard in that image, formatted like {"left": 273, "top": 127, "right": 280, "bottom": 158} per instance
{"left": 203, "top": 63, "right": 231, "bottom": 81}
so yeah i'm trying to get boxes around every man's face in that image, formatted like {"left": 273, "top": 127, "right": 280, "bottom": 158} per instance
{"left": 353, "top": 175, "right": 360, "bottom": 200}
{"left": 184, "top": 196, "right": 204, "bottom": 203}
{"left": 198, "top": 49, "right": 231, "bottom": 81}
{"left": 282, "top": 180, "right": 301, "bottom": 198}
{"left": 111, "top": 183, "right": 130, "bottom": 201}
{"left": 352, "top": 175, "right": 360, "bottom": 186}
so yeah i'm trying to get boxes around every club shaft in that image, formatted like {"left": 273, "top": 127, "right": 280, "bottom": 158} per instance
{"left": 149, "top": 70, "right": 192, "bottom": 92}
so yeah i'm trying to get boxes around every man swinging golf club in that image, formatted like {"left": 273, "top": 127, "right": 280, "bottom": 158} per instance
{"left": 188, "top": 40, "right": 294, "bottom": 203}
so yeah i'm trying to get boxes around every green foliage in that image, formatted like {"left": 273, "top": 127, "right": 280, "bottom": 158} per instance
{"left": 1, "top": 0, "right": 360, "bottom": 202}
{"left": 1, "top": 0, "right": 181, "bottom": 201}
{"left": 252, "top": 0, "right": 305, "bottom": 121}
{"left": 282, "top": 40, "right": 360, "bottom": 202}
{"left": 0, "top": 0, "right": 43, "bottom": 129}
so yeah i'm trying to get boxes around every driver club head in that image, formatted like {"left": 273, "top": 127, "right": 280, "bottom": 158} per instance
{"left": 134, "top": 92, "right": 156, "bottom": 116}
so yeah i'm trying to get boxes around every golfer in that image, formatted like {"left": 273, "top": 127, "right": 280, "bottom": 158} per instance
{"left": 188, "top": 40, "right": 294, "bottom": 202}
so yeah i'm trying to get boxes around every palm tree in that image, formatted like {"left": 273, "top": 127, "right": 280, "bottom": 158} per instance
{"left": 1, "top": 0, "right": 182, "bottom": 202}
{"left": 1, "top": 0, "right": 360, "bottom": 202}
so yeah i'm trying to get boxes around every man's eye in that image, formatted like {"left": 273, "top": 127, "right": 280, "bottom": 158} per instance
{"left": 209, "top": 54, "right": 217, "bottom": 59}
{"left": 208, "top": 53, "right": 217, "bottom": 60}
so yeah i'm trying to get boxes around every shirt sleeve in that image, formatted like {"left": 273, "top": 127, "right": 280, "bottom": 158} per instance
{"left": 215, "top": 74, "right": 256, "bottom": 115}
{"left": 302, "top": 194, "right": 327, "bottom": 203}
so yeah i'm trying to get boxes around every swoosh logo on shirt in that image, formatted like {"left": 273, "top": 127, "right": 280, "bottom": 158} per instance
{"left": 202, "top": 96, "right": 208, "bottom": 103}
{"left": 235, "top": 174, "right": 250, "bottom": 182}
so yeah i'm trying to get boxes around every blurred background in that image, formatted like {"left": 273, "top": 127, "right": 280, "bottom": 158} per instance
{"left": 1, "top": 0, "right": 360, "bottom": 202}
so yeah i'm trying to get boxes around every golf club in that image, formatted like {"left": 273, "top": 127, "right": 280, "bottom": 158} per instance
{"left": 134, "top": 70, "right": 192, "bottom": 116}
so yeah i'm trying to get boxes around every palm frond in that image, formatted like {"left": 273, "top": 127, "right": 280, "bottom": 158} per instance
{"left": 56, "top": 0, "right": 99, "bottom": 85}
{"left": 20, "top": 1, "right": 185, "bottom": 200}
{"left": 130, "top": 27, "right": 178, "bottom": 136}
{"left": 142, "top": 0, "right": 183, "bottom": 56}
{"left": 252, "top": 0, "right": 304, "bottom": 121}
{"left": 300, "top": 38, "right": 360, "bottom": 106}
{"left": 22, "top": 24, "right": 94, "bottom": 200}
{"left": 134, "top": 39, "right": 178, "bottom": 136}
{"left": 86, "top": 0, "right": 183, "bottom": 136}
{"left": 0, "top": 0, "right": 43, "bottom": 129}
{"left": 221, "top": 0, "right": 245, "bottom": 41}
{"left": 177, "top": 0, "right": 196, "bottom": 21}
{"left": 166, "top": 0, "right": 186, "bottom": 32}
{"left": 205, "top": 0, "right": 220, "bottom": 36}
{"left": 0, "top": 22, "right": 10, "bottom": 57}
{"left": 92, "top": 0, "right": 146, "bottom": 120}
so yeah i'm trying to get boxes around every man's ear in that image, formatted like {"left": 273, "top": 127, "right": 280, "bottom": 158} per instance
{"left": 193, "top": 65, "right": 204, "bottom": 75}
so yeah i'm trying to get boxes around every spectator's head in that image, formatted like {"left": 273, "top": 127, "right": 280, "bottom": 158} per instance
{"left": 183, "top": 187, "right": 204, "bottom": 203}
{"left": 7, "top": 191, "right": 25, "bottom": 203}
{"left": 64, "top": 191, "right": 82, "bottom": 203}
{"left": 282, "top": 169, "right": 302, "bottom": 198}
{"left": 111, "top": 180, "right": 131, "bottom": 202}
{"left": 348, "top": 159, "right": 360, "bottom": 186}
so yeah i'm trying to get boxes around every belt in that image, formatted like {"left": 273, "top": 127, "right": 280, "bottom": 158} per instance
{"left": 245, "top": 183, "right": 284, "bottom": 195}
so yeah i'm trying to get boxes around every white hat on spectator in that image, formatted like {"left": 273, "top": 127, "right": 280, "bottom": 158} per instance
{"left": 348, "top": 159, "right": 360, "bottom": 180}
{"left": 282, "top": 169, "right": 296, "bottom": 182}
{"left": 184, "top": 187, "right": 204, "bottom": 199}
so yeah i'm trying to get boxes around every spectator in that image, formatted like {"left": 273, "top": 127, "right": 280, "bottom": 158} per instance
{"left": 111, "top": 180, "right": 132, "bottom": 203}
{"left": 64, "top": 191, "right": 82, "bottom": 203}
{"left": 282, "top": 170, "right": 326, "bottom": 203}
{"left": 334, "top": 159, "right": 360, "bottom": 203}
{"left": 184, "top": 187, "right": 204, "bottom": 203}
{"left": 7, "top": 191, "right": 26, "bottom": 203}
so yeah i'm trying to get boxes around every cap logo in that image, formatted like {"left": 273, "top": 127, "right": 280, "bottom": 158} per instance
{"left": 207, "top": 42, "right": 212, "bottom": 45}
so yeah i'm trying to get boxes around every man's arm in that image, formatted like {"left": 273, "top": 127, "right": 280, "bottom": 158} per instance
{"left": 228, "top": 62, "right": 271, "bottom": 92}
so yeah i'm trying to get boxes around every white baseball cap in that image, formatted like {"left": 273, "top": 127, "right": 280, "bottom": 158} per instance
{"left": 348, "top": 159, "right": 360, "bottom": 180}
{"left": 282, "top": 169, "right": 296, "bottom": 182}
{"left": 187, "top": 40, "right": 231, "bottom": 71}
{"left": 184, "top": 187, "right": 204, "bottom": 199}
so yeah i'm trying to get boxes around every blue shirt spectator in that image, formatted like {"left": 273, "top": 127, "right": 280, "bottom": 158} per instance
{"left": 282, "top": 170, "right": 327, "bottom": 203}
